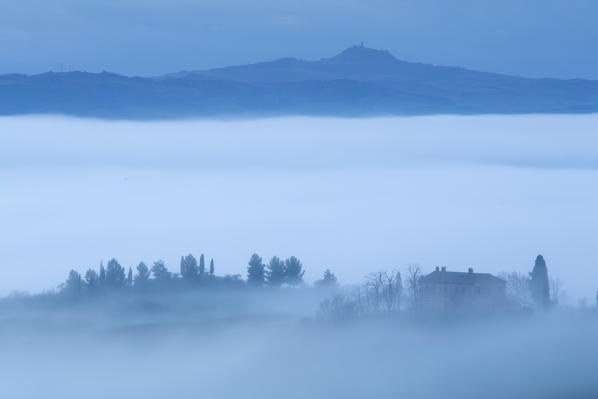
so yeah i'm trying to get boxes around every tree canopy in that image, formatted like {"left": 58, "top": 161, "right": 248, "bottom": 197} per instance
{"left": 151, "top": 260, "right": 171, "bottom": 282}
{"left": 247, "top": 254, "right": 266, "bottom": 286}
{"left": 105, "top": 258, "right": 126, "bottom": 287}
{"left": 55, "top": 252, "right": 324, "bottom": 299}
{"left": 315, "top": 269, "right": 338, "bottom": 288}
{"left": 266, "top": 256, "right": 285, "bottom": 286}
{"left": 180, "top": 254, "right": 199, "bottom": 280}
{"left": 135, "top": 262, "right": 150, "bottom": 284}
{"left": 284, "top": 256, "right": 305, "bottom": 286}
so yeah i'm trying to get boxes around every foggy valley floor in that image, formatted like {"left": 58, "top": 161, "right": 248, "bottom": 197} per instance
{"left": 1, "top": 288, "right": 598, "bottom": 399}
{"left": 2, "top": 114, "right": 598, "bottom": 398}
{"left": 5, "top": 1, "right": 598, "bottom": 397}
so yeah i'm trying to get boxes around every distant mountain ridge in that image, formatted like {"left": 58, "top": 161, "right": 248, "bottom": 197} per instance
{"left": 2, "top": 45, "right": 598, "bottom": 118}
{"left": 171, "top": 45, "right": 482, "bottom": 83}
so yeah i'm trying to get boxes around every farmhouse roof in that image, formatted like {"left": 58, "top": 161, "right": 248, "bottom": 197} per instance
{"left": 421, "top": 269, "right": 505, "bottom": 285}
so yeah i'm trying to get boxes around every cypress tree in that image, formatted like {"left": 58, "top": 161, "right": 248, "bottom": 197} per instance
{"left": 180, "top": 255, "right": 186, "bottom": 277}
{"left": 530, "top": 254, "right": 550, "bottom": 308}
{"left": 99, "top": 262, "right": 106, "bottom": 285}
{"left": 199, "top": 254, "right": 205, "bottom": 274}
{"left": 209, "top": 258, "right": 214, "bottom": 275}
{"left": 127, "top": 267, "right": 133, "bottom": 286}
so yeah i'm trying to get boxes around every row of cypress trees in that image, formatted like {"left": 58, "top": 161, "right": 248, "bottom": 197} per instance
{"left": 62, "top": 253, "right": 338, "bottom": 294}
{"left": 62, "top": 255, "right": 218, "bottom": 294}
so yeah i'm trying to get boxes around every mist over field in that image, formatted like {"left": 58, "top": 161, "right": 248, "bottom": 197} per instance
{"left": 2, "top": 114, "right": 598, "bottom": 399}
{"left": 4, "top": 0, "right": 598, "bottom": 396}
{"left": 1, "top": 114, "right": 598, "bottom": 300}
{"left": 1, "top": 288, "right": 598, "bottom": 399}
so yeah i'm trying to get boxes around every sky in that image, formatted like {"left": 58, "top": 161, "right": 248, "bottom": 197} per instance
{"left": 0, "top": 0, "right": 597, "bottom": 78}
{"left": 1, "top": 114, "right": 598, "bottom": 300}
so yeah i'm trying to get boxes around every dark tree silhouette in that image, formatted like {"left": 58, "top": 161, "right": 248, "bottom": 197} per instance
{"left": 85, "top": 269, "right": 99, "bottom": 292}
{"left": 151, "top": 260, "right": 171, "bottom": 281}
{"left": 99, "top": 262, "right": 106, "bottom": 285}
{"left": 247, "top": 253, "right": 265, "bottom": 286}
{"left": 105, "top": 258, "right": 126, "bottom": 287}
{"left": 284, "top": 256, "right": 305, "bottom": 286}
{"left": 64, "top": 270, "right": 84, "bottom": 294}
{"left": 127, "top": 267, "right": 133, "bottom": 286}
{"left": 199, "top": 254, "right": 205, "bottom": 275}
{"left": 209, "top": 258, "right": 214, "bottom": 275}
{"left": 266, "top": 256, "right": 286, "bottom": 286}
{"left": 381, "top": 270, "right": 402, "bottom": 313}
{"left": 530, "top": 254, "right": 550, "bottom": 308}
{"left": 180, "top": 254, "right": 199, "bottom": 280}
{"left": 315, "top": 269, "right": 338, "bottom": 288}
{"left": 406, "top": 263, "right": 422, "bottom": 309}
{"left": 135, "top": 262, "right": 150, "bottom": 284}
{"left": 318, "top": 295, "right": 358, "bottom": 322}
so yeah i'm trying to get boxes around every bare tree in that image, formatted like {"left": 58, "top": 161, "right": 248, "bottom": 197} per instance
{"left": 351, "top": 285, "right": 365, "bottom": 317}
{"left": 365, "top": 272, "right": 385, "bottom": 313}
{"left": 319, "top": 269, "right": 403, "bottom": 322}
{"left": 381, "top": 270, "right": 402, "bottom": 313}
{"left": 318, "top": 295, "right": 358, "bottom": 322}
{"left": 406, "top": 263, "right": 422, "bottom": 309}
{"left": 549, "top": 277, "right": 564, "bottom": 306}
{"left": 498, "top": 271, "right": 531, "bottom": 305}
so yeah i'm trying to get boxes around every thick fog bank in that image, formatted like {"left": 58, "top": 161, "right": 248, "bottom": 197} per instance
{"left": 1, "top": 115, "right": 598, "bottom": 299}
{"left": 1, "top": 300, "right": 597, "bottom": 399}
{"left": 2, "top": 115, "right": 598, "bottom": 170}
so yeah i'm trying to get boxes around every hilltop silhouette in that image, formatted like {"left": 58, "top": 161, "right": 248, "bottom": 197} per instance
{"left": 2, "top": 45, "right": 598, "bottom": 118}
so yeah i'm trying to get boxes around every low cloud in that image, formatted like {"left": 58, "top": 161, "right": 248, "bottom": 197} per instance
{"left": 1, "top": 115, "right": 597, "bottom": 300}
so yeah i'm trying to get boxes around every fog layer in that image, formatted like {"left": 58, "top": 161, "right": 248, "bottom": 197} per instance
{"left": 1, "top": 291, "right": 597, "bottom": 399}
{"left": 1, "top": 115, "right": 597, "bottom": 298}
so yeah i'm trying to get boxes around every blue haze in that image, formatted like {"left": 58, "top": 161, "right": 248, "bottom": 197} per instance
{"left": 1, "top": 115, "right": 597, "bottom": 300}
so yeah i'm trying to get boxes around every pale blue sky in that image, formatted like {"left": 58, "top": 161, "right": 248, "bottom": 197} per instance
{"left": 1, "top": 0, "right": 597, "bottom": 78}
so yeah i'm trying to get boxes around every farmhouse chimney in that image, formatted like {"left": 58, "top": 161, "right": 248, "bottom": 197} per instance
{"left": 435, "top": 266, "right": 440, "bottom": 272}
{"left": 441, "top": 267, "right": 446, "bottom": 272}
{"left": 468, "top": 268, "right": 473, "bottom": 274}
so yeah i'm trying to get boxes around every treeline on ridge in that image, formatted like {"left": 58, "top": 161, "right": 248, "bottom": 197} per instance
{"left": 59, "top": 253, "right": 338, "bottom": 296}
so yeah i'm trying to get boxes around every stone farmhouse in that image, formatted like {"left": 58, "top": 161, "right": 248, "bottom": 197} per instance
{"left": 420, "top": 267, "right": 506, "bottom": 312}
